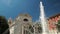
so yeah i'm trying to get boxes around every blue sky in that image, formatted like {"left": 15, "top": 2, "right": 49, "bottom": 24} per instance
{"left": 0, "top": 0, "right": 60, "bottom": 21}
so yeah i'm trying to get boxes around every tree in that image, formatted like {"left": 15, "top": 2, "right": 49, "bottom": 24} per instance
{"left": 0, "top": 16, "right": 9, "bottom": 34}
{"left": 57, "top": 20, "right": 60, "bottom": 32}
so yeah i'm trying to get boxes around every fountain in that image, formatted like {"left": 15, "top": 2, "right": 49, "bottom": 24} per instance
{"left": 40, "top": 1, "right": 49, "bottom": 34}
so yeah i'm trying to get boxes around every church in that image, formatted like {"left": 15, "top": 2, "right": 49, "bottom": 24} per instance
{"left": 8, "top": 14, "right": 42, "bottom": 34}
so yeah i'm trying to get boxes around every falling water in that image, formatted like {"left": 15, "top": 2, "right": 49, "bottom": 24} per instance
{"left": 40, "top": 1, "right": 49, "bottom": 34}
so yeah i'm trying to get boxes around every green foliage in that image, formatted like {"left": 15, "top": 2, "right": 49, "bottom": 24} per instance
{"left": 58, "top": 20, "right": 60, "bottom": 24}
{"left": 0, "top": 16, "right": 9, "bottom": 34}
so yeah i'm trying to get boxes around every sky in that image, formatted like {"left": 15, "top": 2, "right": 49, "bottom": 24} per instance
{"left": 0, "top": 0, "right": 60, "bottom": 21}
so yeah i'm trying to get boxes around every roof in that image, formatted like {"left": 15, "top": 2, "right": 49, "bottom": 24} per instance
{"left": 18, "top": 13, "right": 32, "bottom": 18}
{"left": 48, "top": 13, "right": 60, "bottom": 19}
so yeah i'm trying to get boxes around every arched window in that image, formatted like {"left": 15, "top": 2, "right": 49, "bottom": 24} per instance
{"left": 23, "top": 19, "right": 28, "bottom": 22}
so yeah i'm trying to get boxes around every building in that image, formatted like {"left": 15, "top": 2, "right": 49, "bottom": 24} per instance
{"left": 48, "top": 14, "right": 60, "bottom": 34}
{"left": 48, "top": 14, "right": 60, "bottom": 30}
{"left": 8, "top": 14, "right": 42, "bottom": 34}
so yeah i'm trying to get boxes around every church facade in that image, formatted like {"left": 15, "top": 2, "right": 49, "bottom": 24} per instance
{"left": 8, "top": 14, "right": 42, "bottom": 34}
